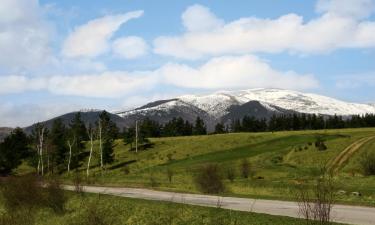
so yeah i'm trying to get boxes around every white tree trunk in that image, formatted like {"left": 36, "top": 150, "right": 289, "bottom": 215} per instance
{"left": 67, "top": 140, "right": 72, "bottom": 173}
{"left": 98, "top": 119, "right": 103, "bottom": 170}
{"left": 135, "top": 120, "right": 138, "bottom": 153}
{"left": 38, "top": 128, "right": 45, "bottom": 176}
{"left": 37, "top": 145, "right": 40, "bottom": 174}
{"left": 86, "top": 128, "right": 94, "bottom": 178}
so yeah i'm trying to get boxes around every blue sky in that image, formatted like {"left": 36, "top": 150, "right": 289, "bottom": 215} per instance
{"left": 1, "top": 0, "right": 375, "bottom": 127}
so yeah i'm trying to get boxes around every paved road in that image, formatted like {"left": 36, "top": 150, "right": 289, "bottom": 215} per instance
{"left": 64, "top": 185, "right": 375, "bottom": 225}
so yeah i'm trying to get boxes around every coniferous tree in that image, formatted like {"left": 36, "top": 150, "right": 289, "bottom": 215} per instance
{"left": 50, "top": 119, "right": 67, "bottom": 173}
{"left": 214, "top": 123, "right": 225, "bottom": 134}
{"left": 98, "top": 111, "right": 118, "bottom": 165}
{"left": 193, "top": 117, "right": 207, "bottom": 135}
{"left": 0, "top": 128, "right": 30, "bottom": 175}
{"left": 68, "top": 112, "right": 87, "bottom": 170}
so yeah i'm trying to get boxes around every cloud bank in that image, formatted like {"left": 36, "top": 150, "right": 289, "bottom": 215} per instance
{"left": 154, "top": 1, "right": 375, "bottom": 59}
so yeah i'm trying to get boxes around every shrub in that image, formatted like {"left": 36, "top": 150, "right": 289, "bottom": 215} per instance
{"left": 122, "top": 166, "right": 130, "bottom": 175}
{"left": 69, "top": 196, "right": 118, "bottom": 225}
{"left": 360, "top": 151, "right": 375, "bottom": 176}
{"left": 44, "top": 177, "right": 67, "bottom": 214}
{"left": 195, "top": 164, "right": 225, "bottom": 194}
{"left": 226, "top": 167, "right": 235, "bottom": 182}
{"left": 296, "top": 169, "right": 336, "bottom": 225}
{"left": 166, "top": 168, "right": 174, "bottom": 183}
{"left": 166, "top": 153, "right": 173, "bottom": 162}
{"left": 315, "top": 136, "right": 328, "bottom": 151}
{"left": 1, "top": 175, "right": 44, "bottom": 211}
{"left": 149, "top": 173, "right": 159, "bottom": 187}
{"left": 73, "top": 172, "right": 84, "bottom": 195}
{"left": 240, "top": 159, "right": 251, "bottom": 178}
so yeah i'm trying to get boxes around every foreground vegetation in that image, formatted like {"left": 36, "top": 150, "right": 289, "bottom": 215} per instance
{"left": 0, "top": 176, "right": 344, "bottom": 225}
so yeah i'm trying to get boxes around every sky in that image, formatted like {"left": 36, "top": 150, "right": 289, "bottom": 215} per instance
{"left": 1, "top": 0, "right": 375, "bottom": 127}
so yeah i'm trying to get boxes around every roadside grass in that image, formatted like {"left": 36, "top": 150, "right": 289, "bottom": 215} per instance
{"left": 0, "top": 191, "right": 346, "bottom": 225}
{"left": 16, "top": 128, "right": 375, "bottom": 206}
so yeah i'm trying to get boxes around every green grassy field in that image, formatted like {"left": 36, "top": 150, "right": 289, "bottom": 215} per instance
{"left": 19, "top": 128, "right": 375, "bottom": 206}
{"left": 0, "top": 191, "right": 345, "bottom": 225}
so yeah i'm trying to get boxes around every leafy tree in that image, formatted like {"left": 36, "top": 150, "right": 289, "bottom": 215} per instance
{"left": 0, "top": 128, "right": 30, "bottom": 175}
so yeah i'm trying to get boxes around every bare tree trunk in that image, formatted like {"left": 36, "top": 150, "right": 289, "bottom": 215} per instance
{"left": 98, "top": 119, "right": 103, "bottom": 170}
{"left": 86, "top": 127, "right": 94, "bottom": 178}
{"left": 67, "top": 140, "right": 73, "bottom": 173}
{"left": 38, "top": 128, "right": 45, "bottom": 176}
{"left": 37, "top": 145, "right": 40, "bottom": 175}
{"left": 135, "top": 120, "right": 138, "bottom": 153}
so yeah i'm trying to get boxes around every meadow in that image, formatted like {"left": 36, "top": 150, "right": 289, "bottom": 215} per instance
{"left": 33, "top": 127, "right": 375, "bottom": 207}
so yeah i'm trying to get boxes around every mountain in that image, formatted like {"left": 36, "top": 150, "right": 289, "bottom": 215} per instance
{"left": 116, "top": 88, "right": 375, "bottom": 131}
{"left": 21, "top": 88, "right": 375, "bottom": 133}
{"left": 24, "top": 110, "right": 128, "bottom": 134}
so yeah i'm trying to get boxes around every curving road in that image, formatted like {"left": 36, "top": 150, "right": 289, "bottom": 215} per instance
{"left": 64, "top": 185, "right": 375, "bottom": 225}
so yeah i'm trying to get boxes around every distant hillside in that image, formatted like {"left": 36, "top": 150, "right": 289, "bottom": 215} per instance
{"left": 0, "top": 127, "right": 13, "bottom": 141}
{"left": 24, "top": 111, "right": 129, "bottom": 134}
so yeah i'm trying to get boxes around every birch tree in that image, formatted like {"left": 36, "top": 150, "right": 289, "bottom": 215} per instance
{"left": 86, "top": 124, "right": 95, "bottom": 178}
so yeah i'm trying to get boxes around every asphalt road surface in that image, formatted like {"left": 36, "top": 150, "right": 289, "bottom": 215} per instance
{"left": 64, "top": 185, "right": 375, "bottom": 225}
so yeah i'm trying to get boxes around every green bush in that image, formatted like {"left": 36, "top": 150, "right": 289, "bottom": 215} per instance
{"left": 195, "top": 164, "right": 225, "bottom": 194}
{"left": 360, "top": 151, "right": 375, "bottom": 176}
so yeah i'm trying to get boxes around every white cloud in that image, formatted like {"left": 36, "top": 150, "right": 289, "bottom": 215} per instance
{"left": 182, "top": 4, "right": 224, "bottom": 32}
{"left": 0, "top": 72, "right": 157, "bottom": 98}
{"left": 62, "top": 10, "right": 143, "bottom": 58}
{"left": 154, "top": 2, "right": 375, "bottom": 59}
{"left": 0, "top": 102, "right": 84, "bottom": 127}
{"left": 316, "top": 0, "right": 375, "bottom": 19}
{"left": 0, "top": 0, "right": 52, "bottom": 71}
{"left": 159, "top": 55, "right": 318, "bottom": 90}
{"left": 0, "top": 55, "right": 318, "bottom": 97}
{"left": 112, "top": 36, "right": 148, "bottom": 59}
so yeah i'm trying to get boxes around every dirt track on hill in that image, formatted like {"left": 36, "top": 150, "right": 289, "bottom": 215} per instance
{"left": 327, "top": 136, "right": 375, "bottom": 173}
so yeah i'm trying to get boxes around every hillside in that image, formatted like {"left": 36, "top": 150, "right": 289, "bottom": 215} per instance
{"left": 24, "top": 110, "right": 129, "bottom": 134}
{"left": 42, "top": 128, "right": 375, "bottom": 206}
{"left": 0, "top": 127, "right": 13, "bottom": 141}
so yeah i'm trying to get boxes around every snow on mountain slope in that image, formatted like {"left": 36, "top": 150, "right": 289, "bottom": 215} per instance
{"left": 227, "top": 88, "right": 375, "bottom": 115}
{"left": 179, "top": 93, "right": 240, "bottom": 118}
{"left": 118, "top": 88, "right": 375, "bottom": 120}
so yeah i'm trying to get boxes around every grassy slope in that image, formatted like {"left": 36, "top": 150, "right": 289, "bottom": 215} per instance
{"left": 0, "top": 191, "right": 345, "bottom": 225}
{"left": 19, "top": 128, "right": 375, "bottom": 206}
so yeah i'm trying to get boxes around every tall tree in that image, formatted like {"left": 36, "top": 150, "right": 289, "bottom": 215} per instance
{"left": 0, "top": 128, "right": 30, "bottom": 175}
{"left": 49, "top": 119, "right": 67, "bottom": 173}
{"left": 68, "top": 112, "right": 86, "bottom": 171}
{"left": 193, "top": 117, "right": 207, "bottom": 135}
{"left": 98, "top": 111, "right": 118, "bottom": 167}
{"left": 214, "top": 123, "right": 225, "bottom": 134}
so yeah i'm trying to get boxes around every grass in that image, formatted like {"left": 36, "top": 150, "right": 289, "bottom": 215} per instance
{"left": 0, "top": 191, "right": 346, "bottom": 225}
{"left": 17, "top": 128, "right": 375, "bottom": 206}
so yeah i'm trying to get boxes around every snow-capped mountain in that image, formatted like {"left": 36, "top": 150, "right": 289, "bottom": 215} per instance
{"left": 225, "top": 88, "right": 375, "bottom": 116}
{"left": 119, "top": 88, "right": 375, "bottom": 121}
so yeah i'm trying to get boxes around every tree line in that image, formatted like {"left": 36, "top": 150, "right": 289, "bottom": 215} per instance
{"left": 0, "top": 111, "right": 118, "bottom": 176}
{"left": 2, "top": 112, "right": 375, "bottom": 176}
{"left": 226, "top": 113, "right": 375, "bottom": 133}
